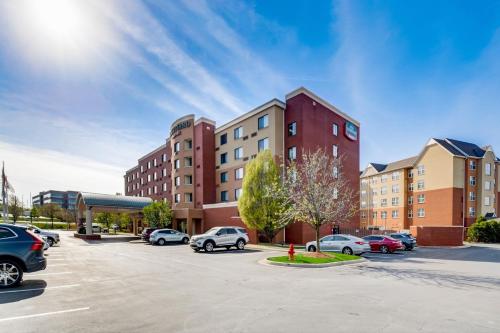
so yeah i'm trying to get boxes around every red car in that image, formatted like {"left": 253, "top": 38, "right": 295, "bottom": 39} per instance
{"left": 362, "top": 235, "right": 404, "bottom": 253}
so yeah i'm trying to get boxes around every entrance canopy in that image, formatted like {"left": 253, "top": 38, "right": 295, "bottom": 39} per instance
{"left": 76, "top": 192, "right": 152, "bottom": 235}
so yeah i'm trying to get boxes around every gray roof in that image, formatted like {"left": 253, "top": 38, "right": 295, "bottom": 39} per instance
{"left": 362, "top": 156, "right": 418, "bottom": 177}
{"left": 77, "top": 192, "right": 152, "bottom": 209}
{"left": 434, "top": 138, "right": 487, "bottom": 158}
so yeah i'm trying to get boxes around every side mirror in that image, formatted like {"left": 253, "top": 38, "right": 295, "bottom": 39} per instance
{"left": 216, "top": 232, "right": 221, "bottom": 236}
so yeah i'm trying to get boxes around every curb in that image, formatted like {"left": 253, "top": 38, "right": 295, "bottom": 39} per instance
{"left": 259, "top": 257, "right": 367, "bottom": 268}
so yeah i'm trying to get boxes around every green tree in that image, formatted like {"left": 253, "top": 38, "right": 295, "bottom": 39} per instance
{"left": 238, "top": 150, "right": 291, "bottom": 243}
{"left": 9, "top": 195, "right": 24, "bottom": 224}
{"left": 118, "top": 213, "right": 131, "bottom": 231}
{"left": 143, "top": 201, "right": 173, "bottom": 228}
{"left": 30, "top": 206, "right": 40, "bottom": 223}
{"left": 283, "top": 148, "right": 357, "bottom": 253}
{"left": 95, "top": 212, "right": 113, "bottom": 230}
{"left": 40, "top": 203, "right": 61, "bottom": 228}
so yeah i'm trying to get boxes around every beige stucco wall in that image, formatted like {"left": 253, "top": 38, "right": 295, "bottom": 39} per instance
{"left": 478, "top": 150, "right": 496, "bottom": 216}
{"left": 413, "top": 143, "right": 455, "bottom": 192}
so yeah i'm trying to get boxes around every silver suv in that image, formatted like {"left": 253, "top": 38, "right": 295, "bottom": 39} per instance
{"left": 190, "top": 227, "right": 249, "bottom": 252}
{"left": 28, "top": 225, "right": 60, "bottom": 247}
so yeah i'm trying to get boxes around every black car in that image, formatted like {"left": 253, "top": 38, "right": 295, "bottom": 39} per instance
{"left": 0, "top": 223, "right": 47, "bottom": 288}
{"left": 141, "top": 228, "right": 158, "bottom": 242}
{"left": 389, "top": 233, "right": 417, "bottom": 251}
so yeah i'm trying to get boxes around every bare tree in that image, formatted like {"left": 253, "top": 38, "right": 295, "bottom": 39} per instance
{"left": 9, "top": 195, "right": 24, "bottom": 224}
{"left": 283, "top": 148, "right": 357, "bottom": 253}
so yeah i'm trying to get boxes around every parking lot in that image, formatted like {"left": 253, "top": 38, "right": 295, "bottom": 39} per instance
{"left": 1, "top": 231, "right": 499, "bottom": 333}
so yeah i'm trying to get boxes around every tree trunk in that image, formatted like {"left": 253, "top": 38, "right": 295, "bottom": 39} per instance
{"left": 315, "top": 227, "right": 321, "bottom": 253}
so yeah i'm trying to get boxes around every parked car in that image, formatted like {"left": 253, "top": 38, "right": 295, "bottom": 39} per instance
{"left": 0, "top": 223, "right": 46, "bottom": 288}
{"left": 389, "top": 233, "right": 417, "bottom": 251}
{"left": 41, "top": 236, "right": 50, "bottom": 251}
{"left": 141, "top": 227, "right": 158, "bottom": 242}
{"left": 190, "top": 227, "right": 249, "bottom": 252}
{"left": 305, "top": 234, "right": 371, "bottom": 255}
{"left": 362, "top": 235, "right": 404, "bottom": 253}
{"left": 150, "top": 229, "right": 190, "bottom": 245}
{"left": 28, "top": 225, "right": 60, "bottom": 247}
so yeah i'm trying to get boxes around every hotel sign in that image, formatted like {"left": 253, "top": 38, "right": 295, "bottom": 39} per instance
{"left": 345, "top": 121, "right": 358, "bottom": 141}
{"left": 170, "top": 120, "right": 192, "bottom": 137}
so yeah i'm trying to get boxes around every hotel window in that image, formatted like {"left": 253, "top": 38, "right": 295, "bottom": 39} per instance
{"left": 174, "top": 176, "right": 181, "bottom": 187}
{"left": 235, "top": 167, "right": 244, "bottom": 180}
{"left": 417, "top": 180, "right": 425, "bottom": 190}
{"left": 417, "top": 208, "right": 425, "bottom": 218}
{"left": 220, "top": 133, "right": 227, "bottom": 145}
{"left": 469, "top": 191, "right": 476, "bottom": 201}
{"left": 288, "top": 122, "right": 296, "bottom": 136}
{"left": 148, "top": 161, "right": 151, "bottom": 169}
{"left": 258, "top": 114, "right": 269, "bottom": 129}
{"left": 175, "top": 193, "right": 181, "bottom": 203}
{"left": 163, "top": 153, "right": 167, "bottom": 162}
{"left": 234, "top": 127, "right": 243, "bottom": 140}
{"left": 361, "top": 190, "right": 367, "bottom": 196}
{"left": 372, "top": 200, "right": 377, "bottom": 208}
{"left": 220, "top": 153, "right": 228, "bottom": 164}
{"left": 148, "top": 188, "right": 152, "bottom": 195}
{"left": 470, "top": 176, "right": 476, "bottom": 186}
{"left": 127, "top": 186, "right": 130, "bottom": 192}
{"left": 417, "top": 165, "right": 425, "bottom": 176}
{"left": 485, "top": 163, "right": 492, "bottom": 176}
{"left": 235, "top": 188, "right": 242, "bottom": 200}
{"left": 408, "top": 183, "right": 414, "bottom": 191}
{"left": 185, "top": 139, "right": 192, "bottom": 150}
{"left": 333, "top": 144, "right": 338, "bottom": 158}
{"left": 221, "top": 191, "right": 229, "bottom": 202}
{"left": 154, "top": 172, "right": 157, "bottom": 180}
{"left": 234, "top": 147, "right": 243, "bottom": 160}
{"left": 162, "top": 168, "right": 167, "bottom": 177}
{"left": 408, "top": 210, "right": 413, "bottom": 218}
{"left": 184, "top": 175, "right": 192, "bottom": 185}
{"left": 136, "top": 182, "right": 139, "bottom": 189}
{"left": 174, "top": 142, "right": 180, "bottom": 153}
{"left": 485, "top": 196, "right": 491, "bottom": 206}
{"left": 392, "top": 197, "right": 399, "bottom": 206}
{"left": 333, "top": 166, "right": 338, "bottom": 179}
{"left": 485, "top": 181, "right": 491, "bottom": 191}
{"left": 174, "top": 159, "right": 180, "bottom": 169}
{"left": 163, "top": 183, "right": 167, "bottom": 191}
{"left": 469, "top": 160, "right": 476, "bottom": 170}
{"left": 361, "top": 201, "right": 367, "bottom": 208}
{"left": 141, "top": 190, "right": 144, "bottom": 197}
{"left": 127, "top": 176, "right": 130, "bottom": 182}
{"left": 140, "top": 165, "right": 144, "bottom": 172}
{"left": 361, "top": 211, "right": 367, "bottom": 219}
{"left": 154, "top": 186, "right": 157, "bottom": 194}
{"left": 392, "top": 210, "right": 399, "bottom": 218}
{"left": 184, "top": 157, "right": 192, "bottom": 167}
{"left": 288, "top": 146, "right": 297, "bottom": 160}
{"left": 408, "top": 170, "right": 413, "bottom": 178}
{"left": 154, "top": 158, "right": 157, "bottom": 167}
{"left": 381, "top": 211, "right": 387, "bottom": 219}
{"left": 381, "top": 186, "right": 387, "bottom": 195}
{"left": 132, "top": 174, "right": 135, "bottom": 180}
{"left": 258, "top": 138, "right": 269, "bottom": 152}
{"left": 136, "top": 171, "right": 139, "bottom": 178}
{"left": 141, "top": 178, "right": 144, "bottom": 185}
{"left": 147, "top": 174, "right": 151, "bottom": 182}
{"left": 372, "top": 211, "right": 377, "bottom": 219}
{"left": 418, "top": 194, "right": 425, "bottom": 203}
{"left": 220, "top": 172, "right": 228, "bottom": 183}
{"left": 392, "top": 172, "right": 400, "bottom": 181}
{"left": 381, "top": 175, "right": 388, "bottom": 183}
{"left": 332, "top": 123, "right": 338, "bottom": 136}
{"left": 371, "top": 189, "right": 378, "bottom": 196}
{"left": 392, "top": 184, "right": 400, "bottom": 193}
{"left": 469, "top": 207, "right": 475, "bottom": 217}
{"left": 184, "top": 193, "right": 193, "bottom": 203}
{"left": 381, "top": 198, "right": 387, "bottom": 207}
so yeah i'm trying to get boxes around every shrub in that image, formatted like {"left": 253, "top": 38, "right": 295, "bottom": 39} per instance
{"left": 467, "top": 218, "right": 500, "bottom": 243}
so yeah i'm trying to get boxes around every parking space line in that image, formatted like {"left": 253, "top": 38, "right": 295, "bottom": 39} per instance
{"left": 48, "top": 258, "right": 66, "bottom": 261}
{"left": 0, "top": 307, "right": 90, "bottom": 322}
{"left": 49, "top": 264, "right": 68, "bottom": 267}
{"left": 0, "top": 284, "right": 80, "bottom": 294}
{"left": 28, "top": 271, "right": 73, "bottom": 277}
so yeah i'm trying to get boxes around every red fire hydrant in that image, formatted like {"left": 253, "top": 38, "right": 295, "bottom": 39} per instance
{"left": 288, "top": 244, "right": 295, "bottom": 261}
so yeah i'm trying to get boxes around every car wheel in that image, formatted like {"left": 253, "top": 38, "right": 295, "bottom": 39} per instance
{"left": 158, "top": 238, "right": 166, "bottom": 246}
{"left": 236, "top": 239, "right": 245, "bottom": 250}
{"left": 47, "top": 238, "right": 55, "bottom": 247}
{"left": 0, "top": 260, "right": 23, "bottom": 288}
{"left": 342, "top": 247, "right": 353, "bottom": 255}
{"left": 380, "top": 245, "right": 389, "bottom": 254}
{"left": 204, "top": 241, "right": 215, "bottom": 252}
{"left": 308, "top": 245, "right": 316, "bottom": 252}
{"left": 182, "top": 237, "right": 189, "bottom": 244}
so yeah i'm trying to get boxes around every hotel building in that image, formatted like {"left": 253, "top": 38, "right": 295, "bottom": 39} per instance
{"left": 124, "top": 87, "right": 360, "bottom": 244}
{"left": 360, "top": 138, "right": 500, "bottom": 244}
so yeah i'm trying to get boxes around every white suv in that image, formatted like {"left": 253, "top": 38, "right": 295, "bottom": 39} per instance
{"left": 190, "top": 227, "right": 249, "bottom": 252}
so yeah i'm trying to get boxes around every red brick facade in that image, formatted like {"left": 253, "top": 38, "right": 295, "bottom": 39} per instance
{"left": 410, "top": 225, "right": 463, "bottom": 246}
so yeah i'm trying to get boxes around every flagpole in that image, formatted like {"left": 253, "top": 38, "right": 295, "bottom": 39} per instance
{"left": 2, "top": 161, "right": 7, "bottom": 224}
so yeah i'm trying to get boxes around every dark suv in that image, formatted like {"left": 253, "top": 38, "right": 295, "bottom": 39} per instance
{"left": 389, "top": 233, "right": 417, "bottom": 251}
{"left": 0, "top": 224, "right": 46, "bottom": 288}
{"left": 141, "top": 228, "right": 158, "bottom": 242}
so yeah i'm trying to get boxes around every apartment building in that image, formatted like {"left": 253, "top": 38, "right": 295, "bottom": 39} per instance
{"left": 32, "top": 190, "right": 79, "bottom": 211}
{"left": 360, "top": 138, "right": 500, "bottom": 244}
{"left": 124, "top": 87, "right": 360, "bottom": 244}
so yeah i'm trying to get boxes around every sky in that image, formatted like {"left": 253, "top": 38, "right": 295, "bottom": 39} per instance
{"left": 0, "top": 0, "right": 499, "bottom": 206}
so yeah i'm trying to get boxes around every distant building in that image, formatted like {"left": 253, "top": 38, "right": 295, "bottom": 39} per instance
{"left": 32, "top": 190, "right": 79, "bottom": 211}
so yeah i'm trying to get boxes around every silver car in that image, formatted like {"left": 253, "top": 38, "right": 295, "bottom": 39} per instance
{"left": 150, "top": 229, "right": 190, "bottom": 246}
{"left": 190, "top": 227, "right": 249, "bottom": 252}
{"left": 28, "top": 225, "right": 60, "bottom": 247}
{"left": 305, "top": 234, "right": 370, "bottom": 255}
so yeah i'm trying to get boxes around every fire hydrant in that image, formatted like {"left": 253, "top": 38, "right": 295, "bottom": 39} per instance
{"left": 288, "top": 244, "right": 295, "bottom": 261}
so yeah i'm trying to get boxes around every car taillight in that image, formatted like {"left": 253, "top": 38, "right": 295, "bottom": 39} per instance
{"left": 27, "top": 230, "right": 44, "bottom": 251}
{"left": 355, "top": 241, "right": 365, "bottom": 245}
